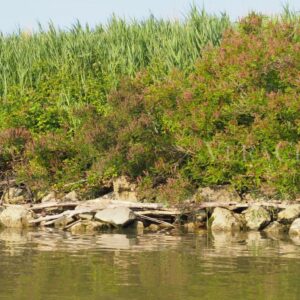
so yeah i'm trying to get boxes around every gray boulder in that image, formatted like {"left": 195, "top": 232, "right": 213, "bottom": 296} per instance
{"left": 95, "top": 207, "right": 136, "bottom": 227}
{"left": 289, "top": 218, "right": 300, "bottom": 236}
{"left": 244, "top": 206, "right": 271, "bottom": 230}
{"left": 278, "top": 205, "right": 300, "bottom": 224}
{"left": 210, "top": 207, "right": 243, "bottom": 232}
{"left": 3, "top": 188, "right": 27, "bottom": 204}
{"left": 0, "top": 206, "right": 34, "bottom": 228}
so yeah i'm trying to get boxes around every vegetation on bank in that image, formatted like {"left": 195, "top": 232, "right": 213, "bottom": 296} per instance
{"left": 0, "top": 9, "right": 300, "bottom": 202}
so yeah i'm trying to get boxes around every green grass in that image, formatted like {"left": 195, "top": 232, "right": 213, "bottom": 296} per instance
{"left": 0, "top": 8, "right": 230, "bottom": 100}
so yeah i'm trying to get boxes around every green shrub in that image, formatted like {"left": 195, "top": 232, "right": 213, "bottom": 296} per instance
{"left": 1, "top": 10, "right": 300, "bottom": 202}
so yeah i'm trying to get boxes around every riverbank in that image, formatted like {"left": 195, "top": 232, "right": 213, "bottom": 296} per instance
{"left": 1, "top": 179, "right": 300, "bottom": 240}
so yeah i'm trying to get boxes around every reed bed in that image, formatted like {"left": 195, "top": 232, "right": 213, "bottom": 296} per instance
{"left": 0, "top": 8, "right": 230, "bottom": 99}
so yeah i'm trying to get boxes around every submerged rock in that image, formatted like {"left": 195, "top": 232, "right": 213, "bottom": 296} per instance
{"left": 278, "top": 205, "right": 300, "bottom": 224}
{"left": 0, "top": 206, "right": 34, "bottom": 228}
{"left": 94, "top": 207, "right": 136, "bottom": 226}
{"left": 147, "top": 224, "right": 159, "bottom": 232}
{"left": 210, "top": 207, "right": 243, "bottom": 232}
{"left": 184, "top": 222, "right": 195, "bottom": 232}
{"left": 85, "top": 221, "right": 110, "bottom": 233}
{"left": 289, "top": 218, "right": 300, "bottom": 236}
{"left": 135, "top": 221, "right": 144, "bottom": 234}
{"left": 263, "top": 221, "right": 288, "bottom": 235}
{"left": 69, "top": 220, "right": 110, "bottom": 234}
{"left": 69, "top": 222, "right": 86, "bottom": 235}
{"left": 244, "top": 206, "right": 271, "bottom": 230}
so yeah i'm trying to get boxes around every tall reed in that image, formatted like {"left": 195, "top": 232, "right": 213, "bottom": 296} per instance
{"left": 0, "top": 8, "right": 230, "bottom": 100}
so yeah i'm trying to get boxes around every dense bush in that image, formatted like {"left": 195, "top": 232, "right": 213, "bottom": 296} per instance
{"left": 1, "top": 10, "right": 300, "bottom": 202}
{"left": 87, "top": 12, "right": 300, "bottom": 201}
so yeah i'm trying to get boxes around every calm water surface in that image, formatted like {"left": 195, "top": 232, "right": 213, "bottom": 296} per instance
{"left": 0, "top": 228, "right": 300, "bottom": 300}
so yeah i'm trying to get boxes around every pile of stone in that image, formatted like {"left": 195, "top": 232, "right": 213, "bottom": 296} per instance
{"left": 0, "top": 188, "right": 179, "bottom": 234}
{"left": 1, "top": 182, "right": 300, "bottom": 238}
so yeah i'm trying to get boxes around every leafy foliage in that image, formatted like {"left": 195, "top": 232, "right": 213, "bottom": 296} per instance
{"left": 1, "top": 10, "right": 300, "bottom": 201}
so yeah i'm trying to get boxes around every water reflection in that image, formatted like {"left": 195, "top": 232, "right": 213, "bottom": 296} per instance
{"left": 0, "top": 229, "right": 300, "bottom": 300}
{"left": 0, "top": 228, "right": 300, "bottom": 257}
{"left": 0, "top": 228, "right": 185, "bottom": 254}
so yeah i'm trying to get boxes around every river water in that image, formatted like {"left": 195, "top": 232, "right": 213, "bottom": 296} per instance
{"left": 0, "top": 228, "right": 300, "bottom": 300}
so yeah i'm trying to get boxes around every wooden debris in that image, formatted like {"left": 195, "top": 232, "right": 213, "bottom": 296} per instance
{"left": 197, "top": 201, "right": 292, "bottom": 210}
{"left": 135, "top": 212, "right": 175, "bottom": 228}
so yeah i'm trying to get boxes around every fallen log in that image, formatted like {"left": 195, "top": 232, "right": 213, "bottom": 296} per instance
{"left": 135, "top": 212, "right": 175, "bottom": 228}
{"left": 197, "top": 201, "right": 295, "bottom": 210}
{"left": 31, "top": 202, "right": 79, "bottom": 211}
{"left": 29, "top": 207, "right": 98, "bottom": 224}
{"left": 64, "top": 219, "right": 81, "bottom": 230}
{"left": 31, "top": 199, "right": 164, "bottom": 212}
{"left": 136, "top": 209, "right": 181, "bottom": 216}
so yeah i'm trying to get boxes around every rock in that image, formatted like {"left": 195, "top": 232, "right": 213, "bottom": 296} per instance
{"left": 263, "top": 221, "right": 288, "bottom": 235}
{"left": 244, "top": 206, "right": 271, "bottom": 230}
{"left": 289, "top": 218, "right": 300, "bottom": 236}
{"left": 41, "top": 192, "right": 56, "bottom": 203}
{"left": 278, "top": 205, "right": 300, "bottom": 224}
{"left": 195, "top": 185, "right": 241, "bottom": 203}
{"left": 159, "top": 222, "right": 173, "bottom": 229}
{"left": 94, "top": 207, "right": 136, "bottom": 227}
{"left": 243, "top": 193, "right": 267, "bottom": 202}
{"left": 3, "top": 188, "right": 27, "bottom": 204}
{"left": 210, "top": 207, "right": 243, "bottom": 232}
{"left": 184, "top": 222, "right": 195, "bottom": 232}
{"left": 135, "top": 221, "right": 144, "bottom": 230}
{"left": 75, "top": 198, "right": 111, "bottom": 211}
{"left": 85, "top": 221, "right": 110, "bottom": 233}
{"left": 148, "top": 224, "right": 159, "bottom": 232}
{"left": 135, "top": 221, "right": 144, "bottom": 234}
{"left": 69, "top": 222, "right": 86, "bottom": 235}
{"left": 53, "top": 216, "right": 74, "bottom": 228}
{"left": 63, "top": 191, "right": 79, "bottom": 202}
{"left": 0, "top": 206, "right": 34, "bottom": 228}
{"left": 78, "top": 213, "right": 93, "bottom": 221}
{"left": 113, "top": 176, "right": 138, "bottom": 202}
{"left": 69, "top": 220, "right": 110, "bottom": 235}
{"left": 195, "top": 210, "right": 207, "bottom": 222}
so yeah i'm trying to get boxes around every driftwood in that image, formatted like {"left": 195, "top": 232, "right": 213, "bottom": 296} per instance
{"left": 31, "top": 200, "right": 164, "bottom": 212}
{"left": 31, "top": 202, "right": 79, "bottom": 211}
{"left": 197, "top": 201, "right": 294, "bottom": 210}
{"left": 29, "top": 200, "right": 166, "bottom": 225}
{"left": 63, "top": 219, "right": 81, "bottom": 230}
{"left": 30, "top": 207, "right": 97, "bottom": 224}
{"left": 136, "top": 210, "right": 181, "bottom": 216}
{"left": 135, "top": 212, "right": 175, "bottom": 228}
